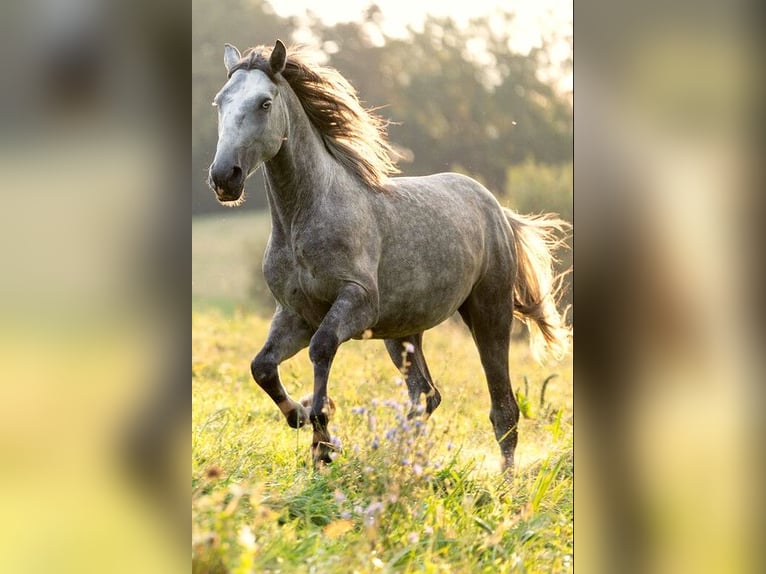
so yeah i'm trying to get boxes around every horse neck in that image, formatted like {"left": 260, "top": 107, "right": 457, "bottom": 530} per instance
{"left": 263, "top": 85, "right": 336, "bottom": 230}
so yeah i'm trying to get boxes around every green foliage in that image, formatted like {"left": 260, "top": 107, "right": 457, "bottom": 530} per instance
{"left": 505, "top": 160, "right": 572, "bottom": 224}
{"left": 192, "top": 310, "right": 573, "bottom": 573}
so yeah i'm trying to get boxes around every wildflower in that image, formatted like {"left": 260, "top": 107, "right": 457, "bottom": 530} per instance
{"left": 385, "top": 429, "right": 396, "bottom": 440}
{"left": 407, "top": 532, "right": 419, "bottom": 544}
{"left": 341, "top": 510, "right": 352, "bottom": 520}
{"left": 370, "top": 398, "right": 379, "bottom": 407}
{"left": 204, "top": 465, "right": 223, "bottom": 480}
{"left": 331, "top": 436, "right": 343, "bottom": 449}
{"left": 364, "top": 501, "right": 384, "bottom": 526}
{"left": 365, "top": 501, "right": 384, "bottom": 517}
{"left": 368, "top": 501, "right": 384, "bottom": 513}
{"left": 413, "top": 463, "right": 423, "bottom": 477}
{"left": 333, "top": 490, "right": 347, "bottom": 503}
{"left": 368, "top": 413, "right": 377, "bottom": 432}
{"left": 424, "top": 525, "right": 433, "bottom": 536}
{"left": 403, "top": 342, "right": 415, "bottom": 353}
{"left": 371, "top": 437, "right": 379, "bottom": 450}
{"left": 237, "top": 525, "right": 256, "bottom": 550}
{"left": 324, "top": 519, "right": 354, "bottom": 538}
{"left": 351, "top": 406, "right": 366, "bottom": 415}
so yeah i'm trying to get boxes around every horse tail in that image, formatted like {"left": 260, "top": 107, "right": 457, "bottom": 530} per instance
{"left": 504, "top": 208, "right": 572, "bottom": 362}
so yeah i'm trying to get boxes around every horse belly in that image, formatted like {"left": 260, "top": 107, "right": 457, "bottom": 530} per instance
{"left": 372, "top": 259, "right": 478, "bottom": 338}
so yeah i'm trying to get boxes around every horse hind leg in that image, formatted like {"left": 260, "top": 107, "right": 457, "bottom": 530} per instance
{"left": 459, "top": 290, "right": 519, "bottom": 474}
{"left": 384, "top": 333, "right": 442, "bottom": 418}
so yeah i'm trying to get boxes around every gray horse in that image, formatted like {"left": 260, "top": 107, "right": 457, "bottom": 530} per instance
{"left": 208, "top": 40, "right": 570, "bottom": 472}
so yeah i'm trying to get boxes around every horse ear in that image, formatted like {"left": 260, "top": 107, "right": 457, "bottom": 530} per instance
{"left": 270, "top": 39, "right": 287, "bottom": 74}
{"left": 224, "top": 44, "right": 241, "bottom": 74}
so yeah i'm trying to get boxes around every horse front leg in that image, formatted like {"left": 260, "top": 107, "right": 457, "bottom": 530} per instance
{"left": 308, "top": 282, "right": 379, "bottom": 466}
{"left": 250, "top": 305, "right": 314, "bottom": 428}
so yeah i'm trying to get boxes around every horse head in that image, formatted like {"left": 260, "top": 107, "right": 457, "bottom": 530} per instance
{"left": 208, "top": 40, "right": 288, "bottom": 205}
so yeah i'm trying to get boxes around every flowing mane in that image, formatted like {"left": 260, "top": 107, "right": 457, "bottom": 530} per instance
{"left": 229, "top": 45, "right": 400, "bottom": 191}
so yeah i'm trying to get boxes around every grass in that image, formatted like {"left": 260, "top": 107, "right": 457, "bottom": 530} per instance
{"left": 192, "top": 309, "right": 573, "bottom": 573}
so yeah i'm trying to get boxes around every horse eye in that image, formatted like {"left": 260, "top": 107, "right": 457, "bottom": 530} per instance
{"left": 261, "top": 100, "right": 272, "bottom": 110}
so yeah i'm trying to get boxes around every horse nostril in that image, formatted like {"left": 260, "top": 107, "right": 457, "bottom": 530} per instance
{"left": 209, "top": 163, "right": 243, "bottom": 191}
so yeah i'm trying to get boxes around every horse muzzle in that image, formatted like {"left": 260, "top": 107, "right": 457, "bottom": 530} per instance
{"left": 208, "top": 161, "right": 245, "bottom": 203}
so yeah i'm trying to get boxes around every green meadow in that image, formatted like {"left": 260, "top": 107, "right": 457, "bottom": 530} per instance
{"left": 192, "top": 212, "right": 573, "bottom": 573}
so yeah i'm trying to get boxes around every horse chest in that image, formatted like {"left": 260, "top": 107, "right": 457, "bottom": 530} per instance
{"left": 263, "top": 241, "right": 337, "bottom": 322}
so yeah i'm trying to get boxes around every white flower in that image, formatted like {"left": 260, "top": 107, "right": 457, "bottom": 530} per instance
{"left": 237, "top": 525, "right": 256, "bottom": 549}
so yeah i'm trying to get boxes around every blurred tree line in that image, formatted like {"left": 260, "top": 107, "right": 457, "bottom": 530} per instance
{"left": 193, "top": 0, "right": 572, "bottom": 219}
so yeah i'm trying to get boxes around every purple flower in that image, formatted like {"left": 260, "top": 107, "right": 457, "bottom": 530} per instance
{"left": 364, "top": 501, "right": 384, "bottom": 526}
{"left": 333, "top": 490, "right": 347, "bottom": 503}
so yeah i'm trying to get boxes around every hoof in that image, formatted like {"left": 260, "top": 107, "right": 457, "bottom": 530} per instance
{"left": 311, "top": 441, "right": 337, "bottom": 466}
{"left": 425, "top": 391, "right": 442, "bottom": 415}
{"left": 285, "top": 404, "right": 309, "bottom": 428}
